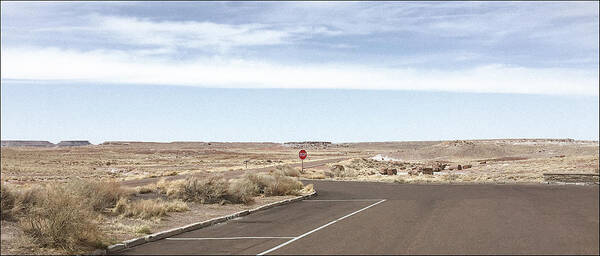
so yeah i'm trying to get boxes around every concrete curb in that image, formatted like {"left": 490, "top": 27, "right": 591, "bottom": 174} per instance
{"left": 102, "top": 191, "right": 317, "bottom": 255}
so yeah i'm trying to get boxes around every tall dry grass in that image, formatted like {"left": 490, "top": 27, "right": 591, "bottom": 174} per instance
{"left": 113, "top": 198, "right": 189, "bottom": 220}
{"left": 155, "top": 172, "right": 306, "bottom": 205}
{"left": 166, "top": 176, "right": 255, "bottom": 204}
{"left": 240, "top": 173, "right": 304, "bottom": 196}
{"left": 1, "top": 184, "right": 15, "bottom": 220}
{"left": 1, "top": 180, "right": 135, "bottom": 252}
{"left": 65, "top": 179, "right": 133, "bottom": 212}
{"left": 18, "top": 185, "right": 106, "bottom": 251}
{"left": 275, "top": 165, "right": 301, "bottom": 177}
{"left": 176, "top": 176, "right": 230, "bottom": 204}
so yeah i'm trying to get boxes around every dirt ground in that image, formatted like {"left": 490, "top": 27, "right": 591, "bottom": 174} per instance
{"left": 1, "top": 139, "right": 598, "bottom": 254}
{"left": 1, "top": 138, "right": 598, "bottom": 186}
{"left": 0, "top": 142, "right": 357, "bottom": 185}
{"left": 301, "top": 139, "right": 599, "bottom": 184}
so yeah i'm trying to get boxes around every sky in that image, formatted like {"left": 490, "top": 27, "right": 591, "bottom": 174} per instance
{"left": 1, "top": 1, "right": 598, "bottom": 143}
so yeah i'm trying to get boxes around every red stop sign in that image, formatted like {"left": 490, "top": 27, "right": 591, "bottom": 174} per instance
{"left": 299, "top": 149, "right": 307, "bottom": 160}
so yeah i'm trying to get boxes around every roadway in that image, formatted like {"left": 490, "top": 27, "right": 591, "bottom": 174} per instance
{"left": 117, "top": 180, "right": 599, "bottom": 255}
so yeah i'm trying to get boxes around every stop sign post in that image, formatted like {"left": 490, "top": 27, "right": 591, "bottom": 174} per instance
{"left": 299, "top": 149, "right": 307, "bottom": 172}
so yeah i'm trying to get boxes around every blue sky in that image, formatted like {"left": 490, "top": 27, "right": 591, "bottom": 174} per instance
{"left": 1, "top": 2, "right": 598, "bottom": 143}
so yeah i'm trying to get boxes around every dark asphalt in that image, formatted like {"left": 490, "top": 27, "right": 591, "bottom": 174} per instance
{"left": 118, "top": 181, "right": 599, "bottom": 255}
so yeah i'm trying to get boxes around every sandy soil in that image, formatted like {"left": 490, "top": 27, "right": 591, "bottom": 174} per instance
{"left": 1, "top": 139, "right": 597, "bottom": 254}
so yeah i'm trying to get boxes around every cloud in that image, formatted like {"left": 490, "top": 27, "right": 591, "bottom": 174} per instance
{"left": 30, "top": 15, "right": 342, "bottom": 50}
{"left": 2, "top": 47, "right": 597, "bottom": 96}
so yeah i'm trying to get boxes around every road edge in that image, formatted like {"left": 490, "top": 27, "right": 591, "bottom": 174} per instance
{"left": 100, "top": 191, "right": 317, "bottom": 255}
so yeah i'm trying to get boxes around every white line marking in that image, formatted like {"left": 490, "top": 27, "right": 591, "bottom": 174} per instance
{"left": 166, "top": 237, "right": 295, "bottom": 241}
{"left": 303, "top": 199, "right": 384, "bottom": 202}
{"left": 257, "top": 199, "right": 387, "bottom": 255}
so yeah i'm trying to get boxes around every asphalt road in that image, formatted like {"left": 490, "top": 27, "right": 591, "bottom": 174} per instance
{"left": 118, "top": 181, "right": 599, "bottom": 255}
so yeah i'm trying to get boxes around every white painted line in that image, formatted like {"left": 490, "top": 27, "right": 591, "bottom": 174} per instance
{"left": 257, "top": 199, "right": 387, "bottom": 255}
{"left": 303, "top": 199, "right": 384, "bottom": 202}
{"left": 167, "top": 237, "right": 295, "bottom": 241}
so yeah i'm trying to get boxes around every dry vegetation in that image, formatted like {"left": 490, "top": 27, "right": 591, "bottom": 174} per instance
{"left": 0, "top": 169, "right": 310, "bottom": 254}
{"left": 1, "top": 180, "right": 117, "bottom": 252}
{"left": 0, "top": 142, "right": 352, "bottom": 184}
{"left": 1, "top": 139, "right": 597, "bottom": 254}
{"left": 301, "top": 140, "right": 599, "bottom": 184}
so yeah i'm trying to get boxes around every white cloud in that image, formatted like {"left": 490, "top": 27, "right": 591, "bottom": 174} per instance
{"left": 31, "top": 15, "right": 341, "bottom": 50}
{"left": 2, "top": 47, "right": 597, "bottom": 96}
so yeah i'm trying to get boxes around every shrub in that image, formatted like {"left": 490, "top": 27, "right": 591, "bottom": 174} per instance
{"left": 11, "top": 185, "right": 45, "bottom": 218}
{"left": 324, "top": 171, "right": 335, "bottom": 178}
{"left": 156, "top": 173, "right": 306, "bottom": 205}
{"left": 136, "top": 225, "right": 152, "bottom": 234}
{"left": 19, "top": 185, "right": 104, "bottom": 251}
{"left": 329, "top": 165, "right": 356, "bottom": 177}
{"left": 65, "top": 179, "right": 132, "bottom": 212}
{"left": 299, "top": 183, "right": 315, "bottom": 194}
{"left": 265, "top": 173, "right": 304, "bottom": 196}
{"left": 242, "top": 173, "right": 271, "bottom": 195}
{"left": 442, "top": 174, "right": 461, "bottom": 182}
{"left": 1, "top": 184, "right": 15, "bottom": 220}
{"left": 304, "top": 171, "right": 326, "bottom": 179}
{"left": 136, "top": 186, "right": 154, "bottom": 194}
{"left": 227, "top": 178, "right": 258, "bottom": 204}
{"left": 175, "top": 177, "right": 229, "bottom": 204}
{"left": 239, "top": 173, "right": 303, "bottom": 196}
{"left": 275, "top": 165, "right": 301, "bottom": 177}
{"left": 156, "top": 178, "right": 186, "bottom": 197}
{"left": 113, "top": 198, "right": 189, "bottom": 220}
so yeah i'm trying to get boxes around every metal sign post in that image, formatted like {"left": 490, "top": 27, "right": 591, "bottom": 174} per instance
{"left": 299, "top": 149, "right": 307, "bottom": 173}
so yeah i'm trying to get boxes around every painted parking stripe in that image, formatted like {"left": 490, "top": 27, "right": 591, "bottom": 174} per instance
{"left": 166, "top": 237, "right": 295, "bottom": 241}
{"left": 257, "top": 199, "right": 387, "bottom": 255}
{"left": 303, "top": 199, "right": 384, "bottom": 202}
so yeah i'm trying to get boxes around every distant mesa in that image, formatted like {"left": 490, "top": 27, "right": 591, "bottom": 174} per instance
{"left": 56, "top": 141, "right": 92, "bottom": 147}
{"left": 284, "top": 141, "right": 332, "bottom": 149}
{"left": 0, "top": 140, "right": 55, "bottom": 147}
{"left": 101, "top": 141, "right": 132, "bottom": 146}
{"left": 1, "top": 140, "right": 92, "bottom": 147}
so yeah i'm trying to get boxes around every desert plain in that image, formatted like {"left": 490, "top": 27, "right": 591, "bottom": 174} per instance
{"left": 1, "top": 139, "right": 598, "bottom": 254}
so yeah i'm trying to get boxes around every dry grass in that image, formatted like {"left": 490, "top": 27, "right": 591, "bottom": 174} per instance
{"left": 275, "top": 165, "right": 301, "bottom": 177}
{"left": 65, "top": 179, "right": 133, "bottom": 212}
{"left": 153, "top": 172, "right": 306, "bottom": 206}
{"left": 227, "top": 178, "right": 259, "bottom": 204}
{"left": 303, "top": 171, "right": 326, "bottom": 179}
{"left": 264, "top": 173, "right": 304, "bottom": 196}
{"left": 155, "top": 178, "right": 187, "bottom": 197}
{"left": 442, "top": 173, "right": 461, "bottom": 182}
{"left": 172, "top": 177, "right": 230, "bottom": 204}
{"left": 156, "top": 176, "right": 255, "bottom": 204}
{"left": 135, "top": 185, "right": 155, "bottom": 194}
{"left": 113, "top": 198, "right": 189, "bottom": 220}
{"left": 18, "top": 185, "right": 106, "bottom": 251}
{"left": 1, "top": 185, "right": 15, "bottom": 220}
{"left": 0, "top": 180, "right": 138, "bottom": 252}
{"left": 1, "top": 142, "right": 324, "bottom": 184}
{"left": 327, "top": 164, "right": 357, "bottom": 177}
{"left": 299, "top": 183, "right": 315, "bottom": 194}
{"left": 135, "top": 225, "right": 152, "bottom": 235}
{"left": 246, "top": 172, "right": 304, "bottom": 196}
